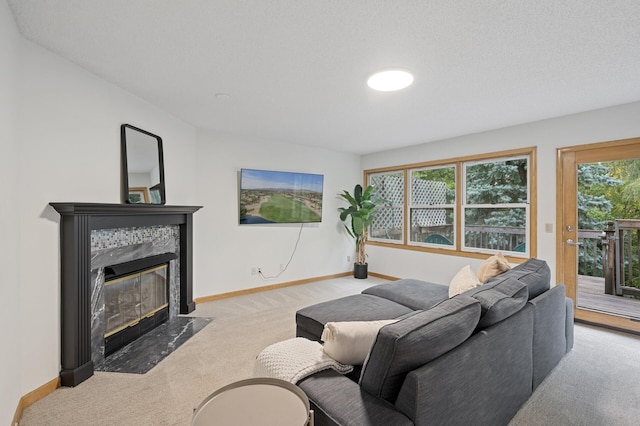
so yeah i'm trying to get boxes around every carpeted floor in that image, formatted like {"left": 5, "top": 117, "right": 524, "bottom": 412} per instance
{"left": 510, "top": 322, "right": 640, "bottom": 425}
{"left": 19, "top": 276, "right": 640, "bottom": 425}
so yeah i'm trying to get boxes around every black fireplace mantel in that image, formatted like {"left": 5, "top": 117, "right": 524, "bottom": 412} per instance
{"left": 50, "top": 202, "right": 202, "bottom": 386}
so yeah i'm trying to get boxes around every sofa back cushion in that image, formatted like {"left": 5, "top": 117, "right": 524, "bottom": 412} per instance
{"left": 359, "top": 295, "right": 481, "bottom": 402}
{"left": 484, "top": 258, "right": 550, "bottom": 300}
{"left": 463, "top": 277, "right": 528, "bottom": 329}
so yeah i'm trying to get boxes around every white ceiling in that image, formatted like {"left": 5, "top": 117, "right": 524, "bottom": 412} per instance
{"left": 8, "top": 0, "right": 640, "bottom": 155}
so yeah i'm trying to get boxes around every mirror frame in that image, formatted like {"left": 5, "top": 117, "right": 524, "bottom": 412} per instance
{"left": 121, "top": 124, "right": 166, "bottom": 205}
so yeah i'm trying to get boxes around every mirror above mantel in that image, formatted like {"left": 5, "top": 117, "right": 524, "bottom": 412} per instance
{"left": 121, "top": 124, "right": 166, "bottom": 204}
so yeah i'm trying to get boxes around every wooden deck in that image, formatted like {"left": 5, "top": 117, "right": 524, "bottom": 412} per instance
{"left": 577, "top": 275, "right": 640, "bottom": 319}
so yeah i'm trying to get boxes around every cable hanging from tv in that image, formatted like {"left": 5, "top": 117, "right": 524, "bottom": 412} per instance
{"left": 258, "top": 223, "right": 304, "bottom": 280}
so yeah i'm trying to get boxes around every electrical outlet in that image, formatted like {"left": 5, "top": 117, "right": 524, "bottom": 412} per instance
{"left": 347, "top": 255, "right": 351, "bottom": 262}
{"left": 251, "top": 267, "right": 258, "bottom": 275}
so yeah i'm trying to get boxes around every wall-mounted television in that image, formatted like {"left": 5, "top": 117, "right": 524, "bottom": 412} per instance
{"left": 239, "top": 169, "right": 324, "bottom": 224}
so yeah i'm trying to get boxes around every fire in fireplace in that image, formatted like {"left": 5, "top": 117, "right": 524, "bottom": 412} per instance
{"left": 103, "top": 253, "right": 177, "bottom": 356}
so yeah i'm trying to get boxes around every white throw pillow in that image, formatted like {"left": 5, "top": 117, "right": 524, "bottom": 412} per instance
{"left": 449, "top": 265, "right": 481, "bottom": 297}
{"left": 321, "top": 319, "right": 397, "bottom": 365}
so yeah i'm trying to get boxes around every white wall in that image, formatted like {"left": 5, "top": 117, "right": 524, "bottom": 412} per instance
{"left": 194, "top": 130, "right": 360, "bottom": 296}
{"left": 11, "top": 35, "right": 198, "bottom": 414}
{"left": 362, "top": 101, "right": 640, "bottom": 285}
{"left": 2, "top": 15, "right": 358, "bottom": 418}
{"left": 0, "top": 1, "right": 22, "bottom": 423}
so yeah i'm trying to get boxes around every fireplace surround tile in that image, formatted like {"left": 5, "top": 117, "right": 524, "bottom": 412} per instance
{"left": 90, "top": 225, "right": 180, "bottom": 366}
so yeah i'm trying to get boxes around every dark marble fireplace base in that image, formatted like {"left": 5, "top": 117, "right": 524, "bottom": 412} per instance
{"left": 95, "top": 316, "right": 212, "bottom": 374}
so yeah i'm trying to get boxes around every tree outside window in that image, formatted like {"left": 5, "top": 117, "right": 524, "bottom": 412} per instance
{"left": 463, "top": 157, "right": 529, "bottom": 254}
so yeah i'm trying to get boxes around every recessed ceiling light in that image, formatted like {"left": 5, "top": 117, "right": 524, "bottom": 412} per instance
{"left": 215, "top": 93, "right": 231, "bottom": 101}
{"left": 367, "top": 69, "right": 414, "bottom": 92}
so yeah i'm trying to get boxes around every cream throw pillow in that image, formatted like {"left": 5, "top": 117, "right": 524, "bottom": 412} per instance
{"left": 477, "top": 252, "right": 511, "bottom": 283}
{"left": 321, "top": 319, "right": 397, "bottom": 365}
{"left": 448, "top": 265, "right": 481, "bottom": 297}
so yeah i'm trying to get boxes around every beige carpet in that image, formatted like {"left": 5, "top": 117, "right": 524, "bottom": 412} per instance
{"left": 19, "top": 276, "right": 640, "bottom": 425}
{"left": 19, "top": 276, "right": 378, "bottom": 426}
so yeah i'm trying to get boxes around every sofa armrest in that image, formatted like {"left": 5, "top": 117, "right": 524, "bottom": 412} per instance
{"left": 297, "top": 370, "right": 413, "bottom": 426}
{"left": 395, "top": 306, "right": 533, "bottom": 426}
{"left": 528, "top": 284, "right": 570, "bottom": 389}
{"left": 565, "top": 296, "right": 575, "bottom": 351}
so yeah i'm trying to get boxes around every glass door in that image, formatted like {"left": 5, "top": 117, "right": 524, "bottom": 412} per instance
{"left": 558, "top": 137, "right": 640, "bottom": 332}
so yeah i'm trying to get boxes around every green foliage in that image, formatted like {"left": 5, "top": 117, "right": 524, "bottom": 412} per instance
{"left": 464, "top": 158, "right": 528, "bottom": 231}
{"left": 577, "top": 160, "right": 640, "bottom": 278}
{"left": 607, "top": 160, "right": 640, "bottom": 220}
{"left": 577, "top": 163, "right": 622, "bottom": 230}
{"left": 339, "top": 184, "right": 383, "bottom": 264}
{"left": 259, "top": 194, "right": 321, "bottom": 222}
{"left": 466, "top": 159, "right": 528, "bottom": 204}
{"left": 412, "top": 167, "right": 456, "bottom": 203}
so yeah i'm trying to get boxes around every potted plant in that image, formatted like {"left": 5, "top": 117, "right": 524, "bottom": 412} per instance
{"left": 339, "top": 184, "right": 382, "bottom": 278}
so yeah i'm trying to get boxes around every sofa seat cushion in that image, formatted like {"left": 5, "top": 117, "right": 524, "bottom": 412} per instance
{"left": 359, "top": 295, "right": 481, "bottom": 402}
{"left": 362, "top": 279, "right": 449, "bottom": 310}
{"left": 463, "top": 277, "right": 528, "bottom": 329}
{"left": 296, "top": 294, "right": 414, "bottom": 341}
{"left": 485, "top": 258, "right": 550, "bottom": 300}
{"left": 298, "top": 370, "right": 414, "bottom": 426}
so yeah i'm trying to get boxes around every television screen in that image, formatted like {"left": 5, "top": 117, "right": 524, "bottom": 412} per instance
{"left": 239, "top": 169, "right": 324, "bottom": 224}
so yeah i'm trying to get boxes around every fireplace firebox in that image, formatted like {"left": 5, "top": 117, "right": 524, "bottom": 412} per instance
{"left": 103, "top": 253, "right": 177, "bottom": 355}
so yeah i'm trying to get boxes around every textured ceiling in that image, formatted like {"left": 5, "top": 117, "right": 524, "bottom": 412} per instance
{"left": 8, "top": 0, "right": 640, "bottom": 154}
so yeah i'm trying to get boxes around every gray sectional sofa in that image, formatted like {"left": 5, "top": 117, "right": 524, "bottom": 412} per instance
{"left": 295, "top": 258, "right": 574, "bottom": 426}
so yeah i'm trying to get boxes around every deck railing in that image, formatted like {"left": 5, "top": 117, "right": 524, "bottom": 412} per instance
{"left": 408, "top": 224, "right": 527, "bottom": 251}
{"left": 385, "top": 221, "right": 639, "bottom": 298}
{"left": 464, "top": 225, "right": 526, "bottom": 252}
{"left": 611, "top": 220, "right": 640, "bottom": 296}
{"left": 598, "top": 220, "right": 640, "bottom": 296}
{"left": 577, "top": 229, "right": 607, "bottom": 278}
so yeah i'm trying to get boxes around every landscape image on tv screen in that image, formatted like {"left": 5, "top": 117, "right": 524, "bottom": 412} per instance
{"left": 239, "top": 169, "right": 324, "bottom": 224}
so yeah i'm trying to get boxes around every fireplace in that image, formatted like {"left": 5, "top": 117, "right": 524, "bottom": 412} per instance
{"left": 103, "top": 253, "right": 177, "bottom": 356}
{"left": 50, "top": 203, "right": 202, "bottom": 386}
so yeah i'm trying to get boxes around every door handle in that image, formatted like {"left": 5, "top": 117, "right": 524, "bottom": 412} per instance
{"left": 566, "top": 239, "right": 582, "bottom": 246}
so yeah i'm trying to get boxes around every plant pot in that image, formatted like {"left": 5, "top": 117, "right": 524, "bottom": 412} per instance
{"left": 354, "top": 263, "right": 368, "bottom": 279}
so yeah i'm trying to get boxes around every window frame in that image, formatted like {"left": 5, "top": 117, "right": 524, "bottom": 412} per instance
{"left": 365, "top": 147, "right": 537, "bottom": 261}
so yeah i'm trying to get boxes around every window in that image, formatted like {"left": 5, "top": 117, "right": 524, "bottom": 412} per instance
{"left": 463, "top": 156, "right": 529, "bottom": 255}
{"left": 366, "top": 148, "right": 535, "bottom": 259}
{"left": 409, "top": 165, "right": 456, "bottom": 248}
{"left": 369, "top": 171, "right": 404, "bottom": 243}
